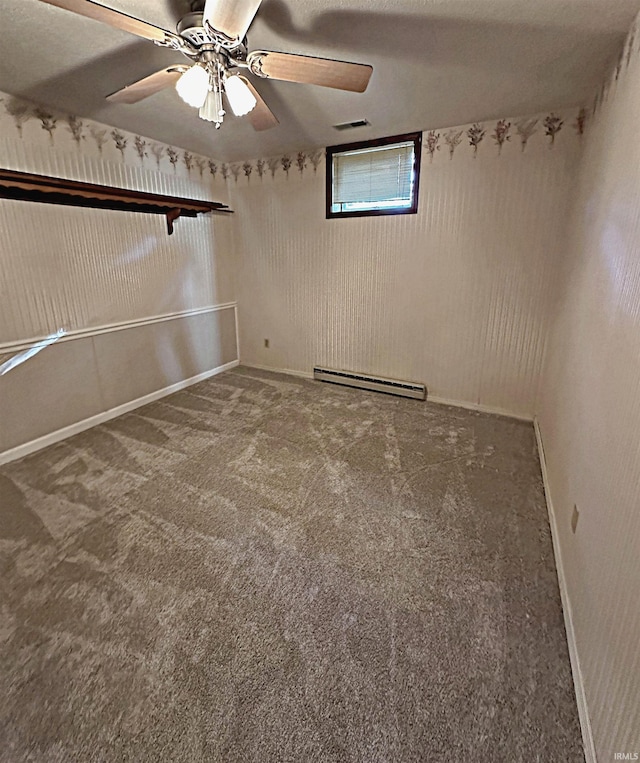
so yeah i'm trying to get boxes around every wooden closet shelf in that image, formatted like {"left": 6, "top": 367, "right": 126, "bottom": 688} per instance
{"left": 0, "top": 168, "right": 232, "bottom": 234}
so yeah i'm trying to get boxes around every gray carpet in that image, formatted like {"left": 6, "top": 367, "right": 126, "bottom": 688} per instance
{"left": 0, "top": 366, "right": 583, "bottom": 762}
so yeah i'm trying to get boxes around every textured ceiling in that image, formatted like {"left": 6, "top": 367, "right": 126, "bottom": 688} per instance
{"left": 1, "top": 0, "right": 639, "bottom": 161}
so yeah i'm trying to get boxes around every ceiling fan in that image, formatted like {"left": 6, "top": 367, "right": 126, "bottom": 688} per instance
{"left": 38, "top": 0, "right": 373, "bottom": 131}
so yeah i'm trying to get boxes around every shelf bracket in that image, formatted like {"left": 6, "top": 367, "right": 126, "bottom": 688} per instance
{"left": 166, "top": 208, "right": 182, "bottom": 235}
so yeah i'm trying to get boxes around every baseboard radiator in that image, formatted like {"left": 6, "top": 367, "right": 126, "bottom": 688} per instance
{"left": 313, "top": 366, "right": 426, "bottom": 400}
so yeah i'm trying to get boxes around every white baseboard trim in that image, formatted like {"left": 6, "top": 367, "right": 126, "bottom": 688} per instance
{"left": 240, "top": 365, "right": 533, "bottom": 420}
{"left": 534, "top": 419, "right": 597, "bottom": 763}
{"left": 427, "top": 394, "right": 533, "bottom": 422}
{"left": 0, "top": 359, "right": 239, "bottom": 466}
{"left": 241, "top": 363, "right": 314, "bottom": 380}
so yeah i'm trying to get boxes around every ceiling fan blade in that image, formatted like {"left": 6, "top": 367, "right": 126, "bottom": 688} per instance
{"left": 248, "top": 51, "right": 373, "bottom": 93}
{"left": 239, "top": 77, "right": 278, "bottom": 131}
{"left": 37, "top": 0, "right": 173, "bottom": 43}
{"left": 106, "top": 66, "right": 189, "bottom": 104}
{"left": 203, "top": 0, "right": 262, "bottom": 43}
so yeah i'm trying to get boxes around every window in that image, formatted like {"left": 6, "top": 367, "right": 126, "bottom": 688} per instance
{"left": 326, "top": 132, "right": 422, "bottom": 219}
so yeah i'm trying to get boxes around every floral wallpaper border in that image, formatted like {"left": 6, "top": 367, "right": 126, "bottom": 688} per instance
{"left": 404, "top": 108, "right": 580, "bottom": 165}
{"left": 0, "top": 93, "right": 222, "bottom": 183}
{"left": 227, "top": 107, "right": 585, "bottom": 184}
{"left": 1, "top": 91, "right": 587, "bottom": 188}
{"left": 588, "top": 14, "right": 639, "bottom": 122}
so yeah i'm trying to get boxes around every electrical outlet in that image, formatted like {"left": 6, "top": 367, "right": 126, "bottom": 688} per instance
{"left": 264, "top": 339, "right": 269, "bottom": 348}
{"left": 571, "top": 504, "right": 579, "bottom": 534}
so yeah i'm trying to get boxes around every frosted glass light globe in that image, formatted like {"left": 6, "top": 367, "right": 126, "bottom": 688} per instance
{"left": 225, "top": 75, "right": 257, "bottom": 117}
{"left": 176, "top": 65, "right": 209, "bottom": 109}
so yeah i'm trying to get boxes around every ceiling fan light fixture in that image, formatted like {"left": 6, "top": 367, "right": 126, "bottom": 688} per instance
{"left": 199, "top": 88, "right": 225, "bottom": 127}
{"left": 176, "top": 64, "right": 210, "bottom": 108}
{"left": 224, "top": 75, "right": 257, "bottom": 117}
{"left": 36, "top": 0, "right": 371, "bottom": 136}
{"left": 199, "top": 90, "right": 217, "bottom": 121}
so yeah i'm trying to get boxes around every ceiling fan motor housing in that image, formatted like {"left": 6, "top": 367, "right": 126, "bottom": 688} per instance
{"left": 176, "top": 12, "right": 210, "bottom": 47}
{"left": 176, "top": 11, "right": 248, "bottom": 62}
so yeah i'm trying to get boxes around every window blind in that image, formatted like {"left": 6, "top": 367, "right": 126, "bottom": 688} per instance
{"left": 331, "top": 141, "right": 415, "bottom": 210}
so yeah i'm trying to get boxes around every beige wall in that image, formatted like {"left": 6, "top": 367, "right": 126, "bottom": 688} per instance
{"left": 228, "top": 111, "right": 581, "bottom": 419}
{"left": 0, "top": 308, "right": 238, "bottom": 458}
{"left": 537, "top": 16, "right": 640, "bottom": 762}
{"left": 0, "top": 94, "right": 238, "bottom": 459}
{"left": 2, "top": 29, "right": 639, "bottom": 760}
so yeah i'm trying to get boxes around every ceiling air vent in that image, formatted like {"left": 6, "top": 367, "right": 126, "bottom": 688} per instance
{"left": 333, "top": 119, "right": 370, "bottom": 131}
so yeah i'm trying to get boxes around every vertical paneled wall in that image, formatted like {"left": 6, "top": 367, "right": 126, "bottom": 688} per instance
{"left": 228, "top": 112, "right": 581, "bottom": 419}
{"left": 0, "top": 93, "right": 237, "bottom": 459}
{"left": 537, "top": 16, "right": 640, "bottom": 762}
